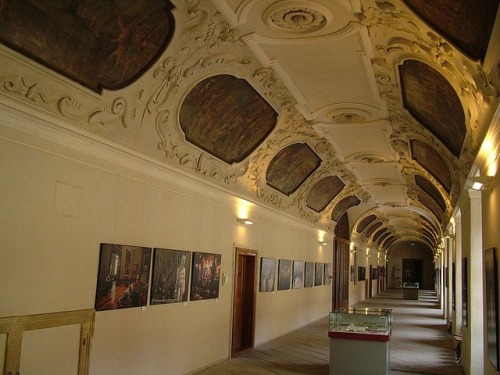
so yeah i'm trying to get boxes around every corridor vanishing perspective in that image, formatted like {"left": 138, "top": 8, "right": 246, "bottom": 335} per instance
{"left": 196, "top": 289, "right": 463, "bottom": 375}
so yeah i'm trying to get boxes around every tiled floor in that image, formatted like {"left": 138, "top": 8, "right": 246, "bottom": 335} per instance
{"left": 193, "top": 289, "right": 464, "bottom": 375}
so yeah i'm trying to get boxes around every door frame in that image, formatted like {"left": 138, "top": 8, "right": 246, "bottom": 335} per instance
{"left": 231, "top": 245, "right": 258, "bottom": 356}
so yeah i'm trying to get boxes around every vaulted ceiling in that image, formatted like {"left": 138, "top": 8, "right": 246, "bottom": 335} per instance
{"left": 0, "top": 0, "right": 499, "bottom": 254}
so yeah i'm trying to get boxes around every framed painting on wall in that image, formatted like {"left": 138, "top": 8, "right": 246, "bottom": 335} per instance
{"left": 150, "top": 248, "right": 191, "bottom": 305}
{"left": 462, "top": 257, "right": 468, "bottom": 327}
{"left": 485, "top": 247, "right": 499, "bottom": 370}
{"left": 315, "top": 262, "right": 323, "bottom": 286}
{"left": 94, "top": 243, "right": 152, "bottom": 311}
{"left": 292, "top": 261, "right": 304, "bottom": 289}
{"left": 304, "top": 261, "right": 314, "bottom": 287}
{"left": 190, "top": 252, "right": 221, "bottom": 300}
{"left": 358, "top": 266, "right": 366, "bottom": 281}
{"left": 324, "top": 263, "right": 331, "bottom": 285}
{"left": 259, "top": 257, "right": 276, "bottom": 292}
{"left": 278, "top": 259, "right": 291, "bottom": 290}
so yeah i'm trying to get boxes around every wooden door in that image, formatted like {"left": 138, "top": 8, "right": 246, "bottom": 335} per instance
{"left": 332, "top": 239, "right": 349, "bottom": 310}
{"left": 232, "top": 248, "right": 257, "bottom": 355}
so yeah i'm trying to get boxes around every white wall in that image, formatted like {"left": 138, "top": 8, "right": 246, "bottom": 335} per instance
{"left": 0, "top": 107, "right": 332, "bottom": 375}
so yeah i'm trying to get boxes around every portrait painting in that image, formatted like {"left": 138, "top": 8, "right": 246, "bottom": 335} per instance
{"left": 315, "top": 262, "right": 323, "bottom": 286}
{"left": 95, "top": 243, "right": 152, "bottom": 311}
{"left": 292, "top": 261, "right": 304, "bottom": 289}
{"left": 304, "top": 261, "right": 314, "bottom": 288}
{"left": 324, "top": 263, "right": 331, "bottom": 285}
{"left": 150, "top": 248, "right": 191, "bottom": 305}
{"left": 190, "top": 252, "right": 222, "bottom": 300}
{"left": 278, "top": 259, "right": 292, "bottom": 290}
{"left": 259, "top": 257, "right": 276, "bottom": 292}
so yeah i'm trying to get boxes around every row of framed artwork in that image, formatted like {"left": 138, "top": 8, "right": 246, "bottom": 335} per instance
{"left": 94, "top": 243, "right": 221, "bottom": 311}
{"left": 94, "top": 243, "right": 334, "bottom": 312}
{"left": 260, "top": 258, "right": 331, "bottom": 292}
{"left": 351, "top": 266, "right": 380, "bottom": 282}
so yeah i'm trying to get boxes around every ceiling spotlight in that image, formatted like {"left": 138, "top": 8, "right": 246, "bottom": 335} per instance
{"left": 237, "top": 218, "right": 254, "bottom": 225}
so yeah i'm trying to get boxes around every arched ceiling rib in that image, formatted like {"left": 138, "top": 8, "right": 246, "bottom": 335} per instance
{"left": 0, "top": 0, "right": 498, "bottom": 253}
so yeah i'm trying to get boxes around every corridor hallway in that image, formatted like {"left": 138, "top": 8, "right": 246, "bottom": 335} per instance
{"left": 194, "top": 289, "right": 464, "bottom": 375}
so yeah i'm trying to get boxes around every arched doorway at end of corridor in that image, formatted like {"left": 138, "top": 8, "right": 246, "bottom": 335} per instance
{"left": 402, "top": 258, "right": 423, "bottom": 287}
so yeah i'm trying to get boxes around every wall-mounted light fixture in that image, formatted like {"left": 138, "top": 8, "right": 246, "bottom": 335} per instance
{"left": 319, "top": 241, "right": 328, "bottom": 246}
{"left": 465, "top": 176, "right": 494, "bottom": 191}
{"left": 237, "top": 218, "right": 254, "bottom": 225}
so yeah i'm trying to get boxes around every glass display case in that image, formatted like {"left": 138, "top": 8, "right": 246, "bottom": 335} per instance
{"left": 402, "top": 281, "right": 419, "bottom": 288}
{"left": 329, "top": 307, "right": 393, "bottom": 334}
{"left": 402, "top": 282, "right": 419, "bottom": 299}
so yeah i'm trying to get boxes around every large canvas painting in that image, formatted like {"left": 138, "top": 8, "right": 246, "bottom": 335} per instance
{"left": 485, "top": 247, "right": 499, "bottom": 370}
{"left": 293, "top": 261, "right": 304, "bottom": 289}
{"left": 190, "top": 252, "right": 221, "bottom": 300}
{"left": 95, "top": 243, "right": 152, "bottom": 311}
{"left": 260, "top": 257, "right": 276, "bottom": 292}
{"left": 304, "top": 261, "right": 314, "bottom": 287}
{"left": 150, "top": 248, "right": 191, "bottom": 305}
{"left": 278, "top": 259, "right": 292, "bottom": 290}
{"left": 315, "top": 262, "right": 323, "bottom": 286}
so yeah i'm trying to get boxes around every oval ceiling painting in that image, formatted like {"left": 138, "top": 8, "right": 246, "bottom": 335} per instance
{"left": 266, "top": 143, "right": 321, "bottom": 196}
{"left": 180, "top": 74, "right": 278, "bottom": 164}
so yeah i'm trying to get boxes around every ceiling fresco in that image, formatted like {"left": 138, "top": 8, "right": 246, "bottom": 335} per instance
{"left": 400, "top": 60, "right": 466, "bottom": 158}
{"left": 0, "top": 0, "right": 499, "bottom": 255}
{"left": 403, "top": 0, "right": 499, "bottom": 61}
{"left": 306, "top": 176, "right": 345, "bottom": 213}
{"left": 0, "top": 0, "right": 175, "bottom": 92}
{"left": 179, "top": 74, "right": 278, "bottom": 164}
{"left": 266, "top": 143, "right": 322, "bottom": 196}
